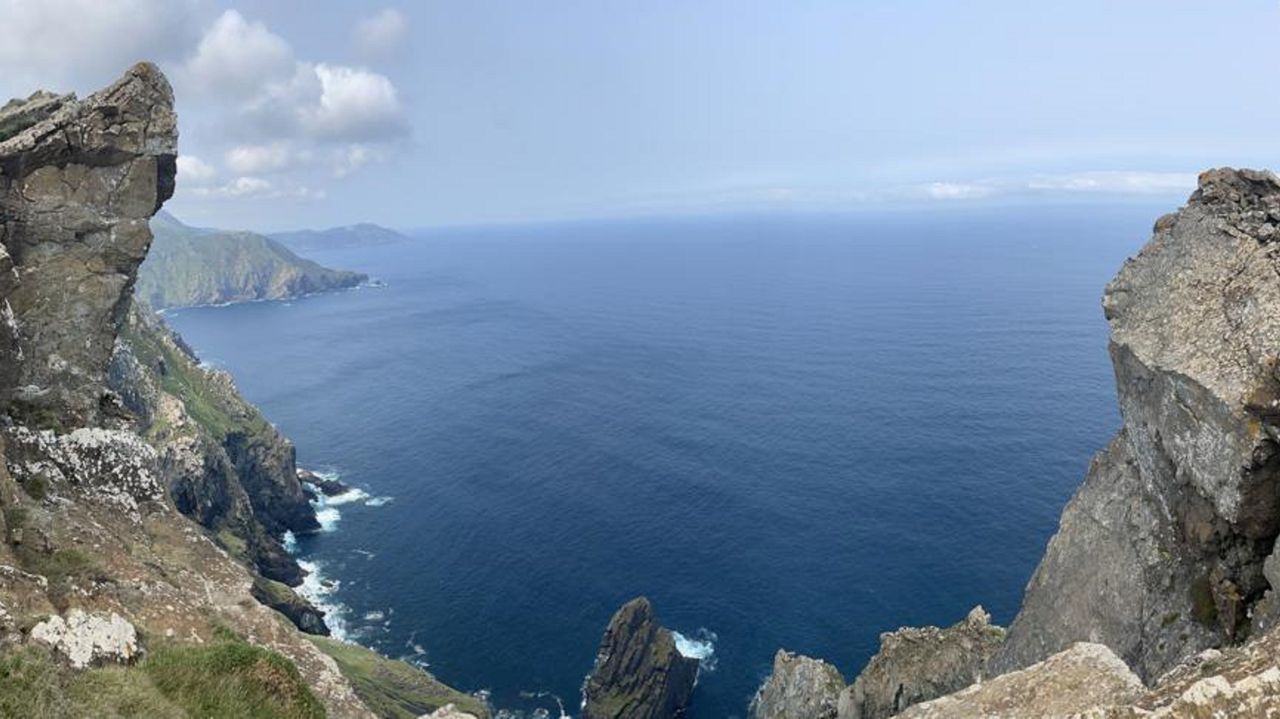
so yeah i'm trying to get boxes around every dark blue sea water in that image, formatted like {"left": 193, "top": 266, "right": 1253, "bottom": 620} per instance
{"left": 165, "top": 205, "right": 1157, "bottom": 718}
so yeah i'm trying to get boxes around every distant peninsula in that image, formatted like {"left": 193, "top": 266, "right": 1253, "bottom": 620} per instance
{"left": 271, "top": 222, "right": 408, "bottom": 253}
{"left": 136, "top": 211, "right": 369, "bottom": 311}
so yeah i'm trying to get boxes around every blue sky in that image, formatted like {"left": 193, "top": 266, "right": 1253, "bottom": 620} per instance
{"left": 2, "top": 1, "right": 1278, "bottom": 230}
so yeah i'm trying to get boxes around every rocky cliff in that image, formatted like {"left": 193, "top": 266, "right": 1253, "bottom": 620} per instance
{"left": 137, "top": 211, "right": 367, "bottom": 310}
{"left": 0, "top": 65, "right": 483, "bottom": 719}
{"left": 749, "top": 168, "right": 1280, "bottom": 719}
{"left": 0, "top": 63, "right": 175, "bottom": 428}
{"left": 582, "top": 597, "right": 700, "bottom": 719}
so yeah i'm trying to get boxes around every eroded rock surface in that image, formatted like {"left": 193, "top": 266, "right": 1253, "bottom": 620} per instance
{"left": 0, "top": 62, "right": 177, "bottom": 428}
{"left": 995, "top": 168, "right": 1280, "bottom": 679}
{"left": 837, "top": 606, "right": 1005, "bottom": 719}
{"left": 582, "top": 597, "right": 700, "bottom": 719}
{"left": 898, "top": 642, "right": 1144, "bottom": 718}
{"left": 749, "top": 649, "right": 845, "bottom": 719}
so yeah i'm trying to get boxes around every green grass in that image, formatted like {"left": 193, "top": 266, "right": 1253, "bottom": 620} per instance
{"left": 144, "top": 630, "right": 324, "bottom": 719}
{"left": 309, "top": 636, "right": 488, "bottom": 719}
{"left": 0, "top": 631, "right": 324, "bottom": 718}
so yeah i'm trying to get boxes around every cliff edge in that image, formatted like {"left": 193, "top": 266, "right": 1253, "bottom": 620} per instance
{"left": 751, "top": 168, "right": 1280, "bottom": 718}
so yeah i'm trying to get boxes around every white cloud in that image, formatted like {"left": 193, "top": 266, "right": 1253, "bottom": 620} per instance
{"left": 0, "top": 0, "right": 199, "bottom": 95}
{"left": 353, "top": 8, "right": 408, "bottom": 60}
{"left": 923, "top": 182, "right": 994, "bottom": 200}
{"left": 334, "top": 144, "right": 384, "bottom": 177}
{"left": 176, "top": 155, "right": 217, "bottom": 186}
{"left": 1026, "top": 171, "right": 1195, "bottom": 195}
{"left": 226, "top": 143, "right": 294, "bottom": 175}
{"left": 302, "top": 64, "right": 406, "bottom": 141}
{"left": 184, "top": 10, "right": 294, "bottom": 99}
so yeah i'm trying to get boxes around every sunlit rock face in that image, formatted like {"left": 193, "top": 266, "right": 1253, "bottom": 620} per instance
{"left": 0, "top": 62, "right": 177, "bottom": 429}
{"left": 995, "top": 169, "right": 1280, "bottom": 680}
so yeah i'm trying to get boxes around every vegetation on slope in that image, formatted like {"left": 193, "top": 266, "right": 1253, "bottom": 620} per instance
{"left": 137, "top": 212, "right": 367, "bottom": 310}
{"left": 309, "top": 636, "right": 490, "bottom": 719}
{"left": 0, "top": 630, "right": 323, "bottom": 719}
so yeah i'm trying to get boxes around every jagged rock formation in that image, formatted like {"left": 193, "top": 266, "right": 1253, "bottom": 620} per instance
{"left": 110, "top": 303, "right": 316, "bottom": 587}
{"left": 137, "top": 211, "right": 367, "bottom": 310}
{"left": 748, "top": 169, "right": 1280, "bottom": 718}
{"left": 582, "top": 597, "right": 700, "bottom": 719}
{"left": 836, "top": 607, "right": 1004, "bottom": 719}
{"left": 0, "top": 65, "right": 483, "bottom": 718}
{"left": 0, "top": 63, "right": 176, "bottom": 428}
{"left": 993, "top": 168, "right": 1280, "bottom": 680}
{"left": 748, "top": 650, "right": 844, "bottom": 719}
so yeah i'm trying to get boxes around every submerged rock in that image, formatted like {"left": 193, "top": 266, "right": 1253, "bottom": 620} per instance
{"left": 581, "top": 597, "right": 700, "bottom": 719}
{"left": 837, "top": 606, "right": 1004, "bottom": 719}
{"left": 994, "top": 168, "right": 1280, "bottom": 680}
{"left": 748, "top": 650, "right": 845, "bottom": 719}
{"left": 0, "top": 62, "right": 177, "bottom": 428}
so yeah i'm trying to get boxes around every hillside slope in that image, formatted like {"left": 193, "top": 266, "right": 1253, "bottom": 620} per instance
{"left": 136, "top": 212, "right": 367, "bottom": 310}
{"left": 272, "top": 223, "right": 407, "bottom": 253}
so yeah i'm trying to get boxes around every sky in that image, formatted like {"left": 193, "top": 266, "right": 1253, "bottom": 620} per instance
{"left": 2, "top": 0, "right": 1279, "bottom": 231}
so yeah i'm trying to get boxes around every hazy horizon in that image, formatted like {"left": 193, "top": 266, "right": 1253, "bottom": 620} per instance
{"left": 3, "top": 1, "right": 1277, "bottom": 231}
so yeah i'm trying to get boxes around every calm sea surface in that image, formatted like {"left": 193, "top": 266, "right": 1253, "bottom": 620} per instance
{"left": 165, "top": 205, "right": 1158, "bottom": 717}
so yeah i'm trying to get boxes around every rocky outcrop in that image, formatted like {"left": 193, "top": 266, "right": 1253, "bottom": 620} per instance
{"left": 0, "top": 62, "right": 176, "bottom": 428}
{"left": 897, "top": 642, "right": 1144, "bottom": 718}
{"left": 993, "top": 168, "right": 1280, "bottom": 680}
{"left": 582, "top": 597, "right": 700, "bottom": 719}
{"left": 29, "top": 609, "right": 140, "bottom": 669}
{"left": 109, "top": 304, "right": 311, "bottom": 586}
{"left": 837, "top": 606, "right": 1004, "bottom": 719}
{"left": 749, "top": 650, "right": 845, "bottom": 719}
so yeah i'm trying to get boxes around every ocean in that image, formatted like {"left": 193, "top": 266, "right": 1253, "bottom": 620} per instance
{"left": 164, "top": 204, "right": 1158, "bottom": 717}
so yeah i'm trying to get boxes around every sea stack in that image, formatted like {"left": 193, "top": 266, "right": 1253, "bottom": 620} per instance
{"left": 581, "top": 597, "right": 700, "bottom": 719}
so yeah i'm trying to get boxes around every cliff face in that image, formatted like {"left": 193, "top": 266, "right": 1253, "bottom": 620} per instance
{"left": 994, "top": 168, "right": 1280, "bottom": 679}
{"left": 0, "top": 66, "right": 482, "bottom": 718}
{"left": 137, "top": 211, "right": 367, "bottom": 310}
{"left": 751, "top": 169, "right": 1280, "bottom": 719}
{"left": 0, "top": 63, "right": 176, "bottom": 428}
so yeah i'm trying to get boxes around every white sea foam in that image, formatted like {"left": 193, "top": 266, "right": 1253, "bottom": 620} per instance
{"left": 314, "top": 506, "right": 341, "bottom": 532}
{"left": 673, "top": 629, "right": 718, "bottom": 671}
{"left": 364, "top": 496, "right": 394, "bottom": 507}
{"left": 324, "top": 487, "right": 371, "bottom": 506}
{"left": 297, "top": 559, "right": 350, "bottom": 639}
{"left": 363, "top": 610, "right": 386, "bottom": 622}
{"left": 281, "top": 530, "right": 298, "bottom": 554}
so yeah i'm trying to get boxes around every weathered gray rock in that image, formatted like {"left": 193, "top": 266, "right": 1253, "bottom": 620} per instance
{"left": 0, "top": 62, "right": 177, "bottom": 428}
{"left": 30, "top": 609, "right": 140, "bottom": 668}
{"left": 995, "top": 169, "right": 1280, "bottom": 680}
{"left": 749, "top": 650, "right": 844, "bottom": 719}
{"left": 897, "top": 643, "right": 1144, "bottom": 718}
{"left": 837, "top": 606, "right": 1004, "bottom": 719}
{"left": 582, "top": 597, "right": 700, "bottom": 719}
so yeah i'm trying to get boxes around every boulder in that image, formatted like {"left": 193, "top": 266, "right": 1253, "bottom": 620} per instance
{"left": 30, "top": 609, "right": 140, "bottom": 668}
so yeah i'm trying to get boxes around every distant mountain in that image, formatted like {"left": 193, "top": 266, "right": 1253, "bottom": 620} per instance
{"left": 271, "top": 223, "right": 408, "bottom": 253}
{"left": 136, "top": 212, "right": 368, "bottom": 310}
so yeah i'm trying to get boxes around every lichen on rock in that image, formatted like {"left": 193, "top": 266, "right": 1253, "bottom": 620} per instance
{"left": 29, "top": 608, "right": 140, "bottom": 669}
